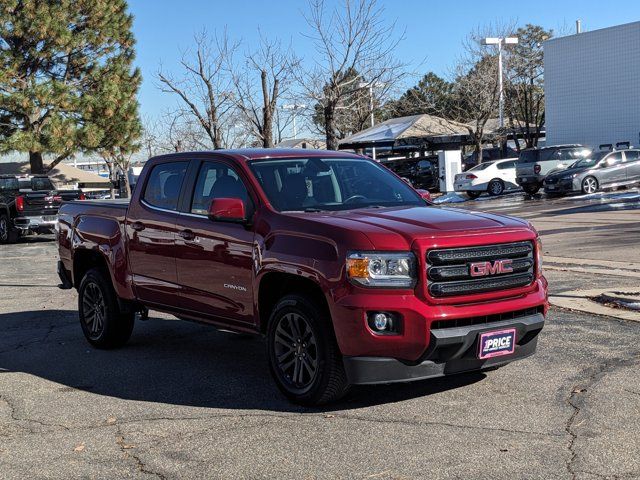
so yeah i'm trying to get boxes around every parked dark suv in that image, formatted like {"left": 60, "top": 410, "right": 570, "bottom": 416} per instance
{"left": 515, "top": 145, "right": 591, "bottom": 195}
{"left": 383, "top": 157, "right": 439, "bottom": 191}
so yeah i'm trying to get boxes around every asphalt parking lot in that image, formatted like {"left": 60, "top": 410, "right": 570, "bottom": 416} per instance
{"left": 1, "top": 189, "right": 639, "bottom": 479}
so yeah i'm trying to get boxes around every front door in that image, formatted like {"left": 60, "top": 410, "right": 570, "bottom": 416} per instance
{"left": 127, "top": 160, "right": 189, "bottom": 306}
{"left": 174, "top": 159, "right": 256, "bottom": 326}
{"left": 598, "top": 152, "right": 626, "bottom": 186}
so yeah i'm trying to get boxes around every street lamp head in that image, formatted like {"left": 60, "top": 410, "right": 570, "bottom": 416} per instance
{"left": 481, "top": 37, "right": 501, "bottom": 45}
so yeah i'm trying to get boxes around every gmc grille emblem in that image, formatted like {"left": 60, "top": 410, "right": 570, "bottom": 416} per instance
{"left": 470, "top": 259, "right": 513, "bottom": 277}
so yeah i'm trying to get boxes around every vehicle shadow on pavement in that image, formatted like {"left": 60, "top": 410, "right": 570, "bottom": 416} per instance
{"left": 0, "top": 309, "right": 485, "bottom": 412}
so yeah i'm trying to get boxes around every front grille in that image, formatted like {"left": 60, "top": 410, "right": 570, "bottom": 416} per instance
{"left": 426, "top": 241, "right": 535, "bottom": 298}
{"left": 431, "top": 306, "right": 544, "bottom": 330}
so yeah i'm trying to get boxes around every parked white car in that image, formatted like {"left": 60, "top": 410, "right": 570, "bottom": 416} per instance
{"left": 454, "top": 158, "right": 520, "bottom": 198}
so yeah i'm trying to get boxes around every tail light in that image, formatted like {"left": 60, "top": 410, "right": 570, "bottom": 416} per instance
{"left": 15, "top": 195, "right": 24, "bottom": 211}
{"left": 533, "top": 164, "right": 541, "bottom": 174}
{"left": 465, "top": 174, "right": 477, "bottom": 180}
{"left": 78, "top": 192, "right": 86, "bottom": 200}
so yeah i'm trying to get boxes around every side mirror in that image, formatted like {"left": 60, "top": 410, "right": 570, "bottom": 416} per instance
{"left": 208, "top": 198, "right": 246, "bottom": 223}
{"left": 416, "top": 189, "right": 432, "bottom": 203}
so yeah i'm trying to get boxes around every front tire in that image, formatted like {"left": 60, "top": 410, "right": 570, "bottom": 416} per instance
{"left": 78, "top": 268, "right": 134, "bottom": 349}
{"left": 267, "top": 294, "right": 350, "bottom": 406}
{"left": 487, "top": 179, "right": 505, "bottom": 196}
{"left": 581, "top": 176, "right": 599, "bottom": 194}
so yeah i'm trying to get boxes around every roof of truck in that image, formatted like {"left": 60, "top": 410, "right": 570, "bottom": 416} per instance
{"left": 150, "top": 148, "right": 365, "bottom": 163}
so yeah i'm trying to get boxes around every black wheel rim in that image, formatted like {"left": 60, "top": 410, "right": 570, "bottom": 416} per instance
{"left": 0, "top": 218, "right": 7, "bottom": 241}
{"left": 273, "top": 313, "right": 318, "bottom": 390}
{"left": 83, "top": 282, "right": 106, "bottom": 339}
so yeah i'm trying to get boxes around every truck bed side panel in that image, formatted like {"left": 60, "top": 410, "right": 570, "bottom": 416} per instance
{"left": 58, "top": 201, "right": 135, "bottom": 300}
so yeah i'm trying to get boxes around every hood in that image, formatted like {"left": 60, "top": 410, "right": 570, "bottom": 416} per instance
{"left": 546, "top": 166, "right": 587, "bottom": 179}
{"left": 287, "top": 205, "right": 531, "bottom": 250}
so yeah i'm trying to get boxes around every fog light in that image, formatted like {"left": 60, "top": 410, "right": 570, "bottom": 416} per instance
{"left": 373, "top": 313, "right": 390, "bottom": 330}
{"left": 367, "top": 311, "right": 400, "bottom": 335}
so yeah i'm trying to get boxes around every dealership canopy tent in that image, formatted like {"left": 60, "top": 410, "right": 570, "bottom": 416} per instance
{"left": 338, "top": 114, "right": 545, "bottom": 152}
{"left": 338, "top": 114, "right": 471, "bottom": 151}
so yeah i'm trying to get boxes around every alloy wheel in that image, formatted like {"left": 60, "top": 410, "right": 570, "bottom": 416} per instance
{"left": 82, "top": 282, "right": 106, "bottom": 339}
{"left": 273, "top": 312, "right": 318, "bottom": 389}
{"left": 583, "top": 177, "right": 598, "bottom": 194}
{"left": 489, "top": 181, "right": 504, "bottom": 195}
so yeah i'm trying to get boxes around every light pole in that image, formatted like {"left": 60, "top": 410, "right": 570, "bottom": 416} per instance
{"left": 358, "top": 81, "right": 385, "bottom": 159}
{"left": 481, "top": 36, "right": 518, "bottom": 129}
{"left": 283, "top": 103, "right": 306, "bottom": 139}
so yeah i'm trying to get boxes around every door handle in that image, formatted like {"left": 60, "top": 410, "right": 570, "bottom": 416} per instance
{"left": 178, "top": 229, "right": 196, "bottom": 241}
{"left": 131, "top": 221, "right": 145, "bottom": 232}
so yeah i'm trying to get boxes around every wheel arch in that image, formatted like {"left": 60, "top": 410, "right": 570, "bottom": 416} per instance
{"left": 257, "top": 271, "right": 330, "bottom": 334}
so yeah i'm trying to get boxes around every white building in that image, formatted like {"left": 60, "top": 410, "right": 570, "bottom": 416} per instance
{"left": 544, "top": 21, "right": 640, "bottom": 148}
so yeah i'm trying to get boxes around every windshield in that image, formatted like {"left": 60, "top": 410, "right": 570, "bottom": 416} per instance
{"left": 248, "top": 157, "right": 424, "bottom": 212}
{"left": 570, "top": 157, "right": 600, "bottom": 169}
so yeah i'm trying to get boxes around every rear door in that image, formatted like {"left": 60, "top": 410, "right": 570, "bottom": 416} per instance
{"left": 174, "top": 158, "right": 256, "bottom": 326}
{"left": 126, "top": 159, "right": 189, "bottom": 306}
{"left": 496, "top": 160, "right": 517, "bottom": 189}
{"left": 622, "top": 150, "right": 640, "bottom": 181}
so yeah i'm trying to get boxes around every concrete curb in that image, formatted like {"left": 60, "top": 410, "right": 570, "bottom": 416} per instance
{"left": 550, "top": 288, "right": 640, "bottom": 322}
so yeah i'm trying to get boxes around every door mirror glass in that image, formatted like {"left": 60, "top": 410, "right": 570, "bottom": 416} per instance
{"left": 208, "top": 198, "right": 246, "bottom": 223}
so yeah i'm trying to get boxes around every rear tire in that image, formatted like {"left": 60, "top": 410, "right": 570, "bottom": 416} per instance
{"left": 78, "top": 268, "right": 134, "bottom": 349}
{"left": 0, "top": 214, "right": 19, "bottom": 244}
{"left": 267, "top": 294, "right": 350, "bottom": 406}
{"left": 581, "top": 176, "right": 599, "bottom": 194}
{"left": 487, "top": 179, "right": 505, "bottom": 196}
{"left": 523, "top": 184, "right": 540, "bottom": 195}
{"left": 466, "top": 191, "right": 482, "bottom": 199}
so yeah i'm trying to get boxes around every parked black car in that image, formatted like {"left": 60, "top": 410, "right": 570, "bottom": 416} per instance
{"left": 382, "top": 157, "right": 439, "bottom": 191}
{"left": 0, "top": 175, "right": 84, "bottom": 243}
{"left": 544, "top": 146, "right": 640, "bottom": 195}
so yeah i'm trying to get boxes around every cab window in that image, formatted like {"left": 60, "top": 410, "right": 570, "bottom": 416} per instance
{"left": 143, "top": 161, "right": 188, "bottom": 211}
{"left": 190, "top": 161, "right": 252, "bottom": 216}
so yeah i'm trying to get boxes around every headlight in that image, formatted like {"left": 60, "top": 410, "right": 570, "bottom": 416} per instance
{"left": 346, "top": 251, "right": 417, "bottom": 288}
{"left": 535, "top": 237, "right": 543, "bottom": 277}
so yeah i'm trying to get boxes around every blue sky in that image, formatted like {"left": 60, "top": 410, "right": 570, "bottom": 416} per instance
{"left": 129, "top": 0, "right": 639, "bottom": 121}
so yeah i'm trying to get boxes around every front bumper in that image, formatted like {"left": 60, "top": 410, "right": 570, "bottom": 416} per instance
{"left": 14, "top": 215, "right": 58, "bottom": 233}
{"left": 544, "top": 178, "right": 578, "bottom": 193}
{"left": 343, "top": 312, "right": 544, "bottom": 384}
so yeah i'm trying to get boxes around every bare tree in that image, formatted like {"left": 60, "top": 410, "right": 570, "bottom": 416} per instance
{"left": 157, "top": 30, "right": 238, "bottom": 149}
{"left": 300, "top": 0, "right": 407, "bottom": 150}
{"left": 228, "top": 35, "right": 300, "bottom": 147}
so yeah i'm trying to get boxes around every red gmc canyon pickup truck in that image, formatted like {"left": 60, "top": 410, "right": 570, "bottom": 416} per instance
{"left": 57, "top": 149, "right": 547, "bottom": 405}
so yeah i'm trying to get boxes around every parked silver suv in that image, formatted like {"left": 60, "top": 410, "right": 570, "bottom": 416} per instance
{"left": 515, "top": 145, "right": 591, "bottom": 194}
